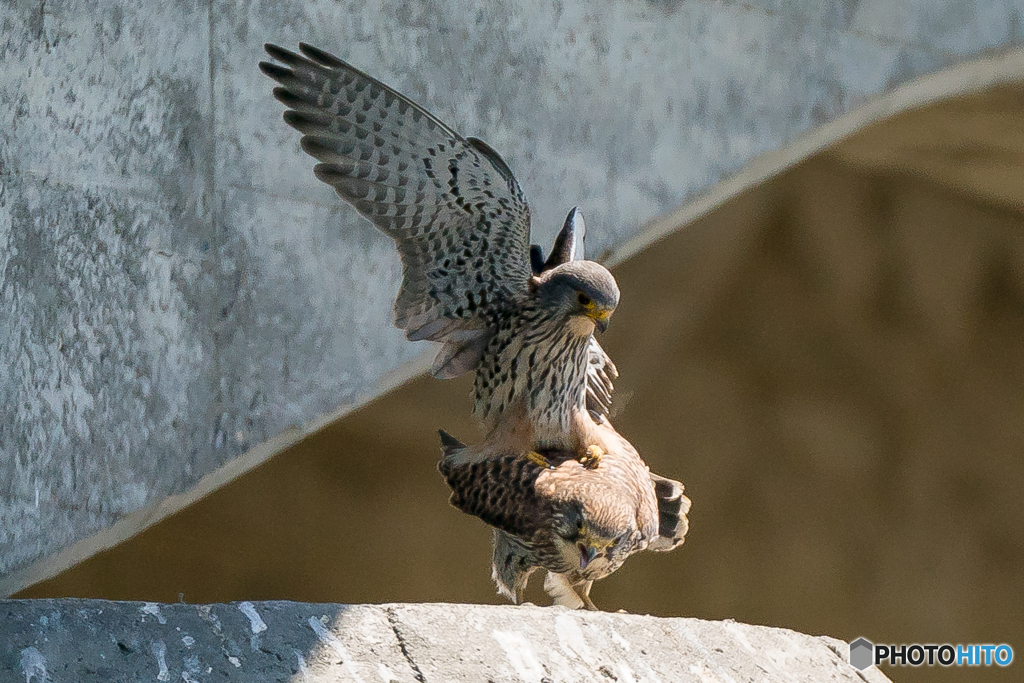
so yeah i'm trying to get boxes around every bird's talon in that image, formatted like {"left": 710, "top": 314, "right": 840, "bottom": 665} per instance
{"left": 581, "top": 444, "right": 604, "bottom": 469}
{"left": 526, "top": 451, "right": 552, "bottom": 468}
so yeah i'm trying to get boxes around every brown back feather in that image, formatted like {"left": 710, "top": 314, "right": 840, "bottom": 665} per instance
{"left": 438, "top": 453, "right": 552, "bottom": 538}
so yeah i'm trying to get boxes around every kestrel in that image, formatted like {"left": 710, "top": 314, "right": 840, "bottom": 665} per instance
{"left": 260, "top": 43, "right": 689, "bottom": 608}
{"left": 438, "top": 225, "right": 689, "bottom": 609}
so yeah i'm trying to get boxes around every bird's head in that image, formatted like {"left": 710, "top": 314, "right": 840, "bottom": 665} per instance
{"left": 553, "top": 503, "right": 627, "bottom": 572}
{"left": 532, "top": 261, "right": 619, "bottom": 334}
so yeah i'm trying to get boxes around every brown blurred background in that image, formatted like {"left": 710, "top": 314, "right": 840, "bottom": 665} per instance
{"left": 19, "top": 86, "right": 1024, "bottom": 682}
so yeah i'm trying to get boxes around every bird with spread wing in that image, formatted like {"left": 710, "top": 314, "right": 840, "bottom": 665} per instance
{"left": 260, "top": 43, "right": 689, "bottom": 609}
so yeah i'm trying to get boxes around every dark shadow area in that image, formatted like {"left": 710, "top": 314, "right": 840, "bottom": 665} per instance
{"left": 19, "top": 86, "right": 1024, "bottom": 683}
{"left": 2, "top": 598, "right": 344, "bottom": 681}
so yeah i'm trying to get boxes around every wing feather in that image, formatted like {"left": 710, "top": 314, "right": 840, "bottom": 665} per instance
{"left": 261, "top": 43, "right": 533, "bottom": 372}
{"left": 438, "top": 449, "right": 551, "bottom": 538}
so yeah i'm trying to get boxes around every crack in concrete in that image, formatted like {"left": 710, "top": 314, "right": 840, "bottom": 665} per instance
{"left": 386, "top": 607, "right": 426, "bottom": 683}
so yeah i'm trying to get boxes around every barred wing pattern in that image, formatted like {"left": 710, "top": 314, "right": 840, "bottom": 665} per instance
{"left": 260, "top": 44, "right": 534, "bottom": 375}
{"left": 439, "top": 449, "right": 550, "bottom": 539}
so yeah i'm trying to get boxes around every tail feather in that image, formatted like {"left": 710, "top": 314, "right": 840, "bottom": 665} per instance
{"left": 648, "top": 473, "right": 691, "bottom": 552}
{"left": 438, "top": 429, "right": 467, "bottom": 458}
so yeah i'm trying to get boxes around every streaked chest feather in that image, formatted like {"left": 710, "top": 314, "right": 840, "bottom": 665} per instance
{"left": 473, "top": 310, "right": 591, "bottom": 446}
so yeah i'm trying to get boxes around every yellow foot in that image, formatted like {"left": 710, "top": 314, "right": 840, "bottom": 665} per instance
{"left": 580, "top": 444, "right": 604, "bottom": 469}
{"left": 525, "top": 451, "right": 552, "bottom": 468}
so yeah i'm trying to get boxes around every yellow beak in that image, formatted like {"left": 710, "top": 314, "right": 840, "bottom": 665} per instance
{"left": 586, "top": 307, "right": 612, "bottom": 333}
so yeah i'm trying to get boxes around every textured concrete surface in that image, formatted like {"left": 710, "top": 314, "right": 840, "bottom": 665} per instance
{"left": 4, "top": 0, "right": 1024, "bottom": 593}
{"left": 0, "top": 599, "right": 892, "bottom": 682}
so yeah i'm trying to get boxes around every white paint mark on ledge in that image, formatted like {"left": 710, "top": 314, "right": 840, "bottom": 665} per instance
{"left": 493, "top": 630, "right": 545, "bottom": 683}
{"left": 152, "top": 639, "right": 170, "bottom": 681}
{"left": 608, "top": 622, "right": 632, "bottom": 651}
{"left": 554, "top": 614, "right": 595, "bottom": 665}
{"left": 721, "top": 621, "right": 756, "bottom": 655}
{"left": 141, "top": 602, "right": 167, "bottom": 624}
{"left": 20, "top": 646, "right": 47, "bottom": 683}
{"left": 238, "top": 601, "right": 267, "bottom": 633}
{"left": 293, "top": 649, "right": 310, "bottom": 680}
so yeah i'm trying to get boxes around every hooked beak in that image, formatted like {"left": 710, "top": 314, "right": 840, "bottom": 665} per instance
{"left": 577, "top": 543, "right": 598, "bottom": 571}
{"left": 589, "top": 309, "right": 611, "bottom": 334}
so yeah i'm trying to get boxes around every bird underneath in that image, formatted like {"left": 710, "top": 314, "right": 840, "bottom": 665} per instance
{"left": 438, "top": 402, "right": 690, "bottom": 609}
{"left": 260, "top": 42, "right": 690, "bottom": 609}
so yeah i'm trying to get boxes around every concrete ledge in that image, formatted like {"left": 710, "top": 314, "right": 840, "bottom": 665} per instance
{"left": 1, "top": 599, "right": 890, "bottom": 682}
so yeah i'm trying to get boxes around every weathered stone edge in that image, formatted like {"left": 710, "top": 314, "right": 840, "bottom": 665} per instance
{"left": 1, "top": 599, "right": 893, "bottom": 683}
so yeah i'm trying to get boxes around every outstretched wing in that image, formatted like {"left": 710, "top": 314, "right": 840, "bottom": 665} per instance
{"left": 532, "top": 208, "right": 618, "bottom": 415}
{"left": 260, "top": 43, "right": 534, "bottom": 377}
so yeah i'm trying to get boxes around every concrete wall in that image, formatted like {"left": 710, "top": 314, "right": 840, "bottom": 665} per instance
{"left": 3, "top": 0, "right": 1024, "bottom": 592}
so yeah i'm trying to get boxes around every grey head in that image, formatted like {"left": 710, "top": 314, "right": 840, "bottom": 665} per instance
{"left": 531, "top": 208, "right": 619, "bottom": 332}
{"left": 533, "top": 260, "right": 619, "bottom": 333}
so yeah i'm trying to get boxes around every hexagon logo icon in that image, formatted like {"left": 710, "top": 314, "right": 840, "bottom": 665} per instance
{"left": 849, "top": 637, "right": 874, "bottom": 670}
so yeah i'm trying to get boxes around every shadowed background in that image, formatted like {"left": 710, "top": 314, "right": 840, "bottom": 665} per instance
{"left": 19, "top": 87, "right": 1024, "bottom": 682}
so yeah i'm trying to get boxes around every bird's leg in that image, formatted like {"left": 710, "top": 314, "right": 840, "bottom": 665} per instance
{"left": 544, "top": 572, "right": 585, "bottom": 609}
{"left": 577, "top": 580, "right": 599, "bottom": 611}
{"left": 525, "top": 451, "right": 552, "bottom": 469}
{"left": 579, "top": 444, "right": 604, "bottom": 469}
{"left": 545, "top": 574, "right": 601, "bottom": 611}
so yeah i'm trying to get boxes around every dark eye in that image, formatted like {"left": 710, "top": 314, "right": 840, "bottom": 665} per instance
{"left": 576, "top": 520, "right": 584, "bottom": 530}
{"left": 577, "top": 292, "right": 591, "bottom": 306}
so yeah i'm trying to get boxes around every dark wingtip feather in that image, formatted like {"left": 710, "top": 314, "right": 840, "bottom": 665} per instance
{"left": 299, "top": 42, "right": 347, "bottom": 68}
{"left": 283, "top": 110, "right": 332, "bottom": 134}
{"left": 259, "top": 62, "right": 292, "bottom": 82}
{"left": 653, "top": 476, "right": 682, "bottom": 503}
{"left": 300, "top": 135, "right": 344, "bottom": 162}
{"left": 264, "top": 43, "right": 304, "bottom": 65}
{"left": 544, "top": 206, "right": 585, "bottom": 270}
{"left": 271, "top": 87, "right": 304, "bottom": 108}
{"left": 312, "top": 163, "right": 347, "bottom": 185}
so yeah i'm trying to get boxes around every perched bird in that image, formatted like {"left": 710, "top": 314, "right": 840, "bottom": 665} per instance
{"left": 439, "top": 428, "right": 690, "bottom": 609}
{"left": 438, "top": 225, "right": 689, "bottom": 610}
{"left": 260, "top": 43, "right": 689, "bottom": 608}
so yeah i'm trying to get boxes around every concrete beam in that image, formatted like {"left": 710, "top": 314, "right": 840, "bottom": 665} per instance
{"left": 2, "top": 600, "right": 891, "bottom": 682}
